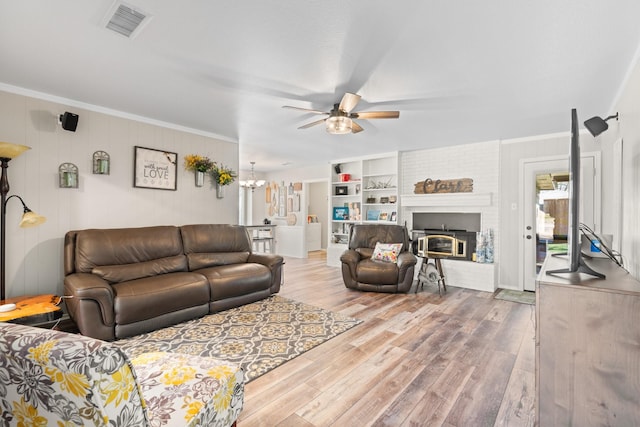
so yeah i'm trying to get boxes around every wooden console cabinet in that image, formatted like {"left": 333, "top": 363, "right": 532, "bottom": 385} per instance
{"left": 536, "top": 255, "right": 640, "bottom": 426}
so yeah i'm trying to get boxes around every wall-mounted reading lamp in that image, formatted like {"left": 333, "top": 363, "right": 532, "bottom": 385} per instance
{"left": 0, "top": 142, "right": 46, "bottom": 311}
{"left": 584, "top": 113, "right": 619, "bottom": 137}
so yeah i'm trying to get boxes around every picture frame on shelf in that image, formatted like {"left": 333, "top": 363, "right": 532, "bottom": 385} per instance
{"left": 367, "top": 210, "right": 380, "bottom": 221}
{"left": 348, "top": 202, "right": 361, "bottom": 221}
{"left": 335, "top": 185, "right": 348, "bottom": 195}
{"left": 390, "top": 211, "right": 397, "bottom": 222}
{"left": 379, "top": 212, "right": 389, "bottom": 221}
{"left": 333, "top": 206, "right": 349, "bottom": 221}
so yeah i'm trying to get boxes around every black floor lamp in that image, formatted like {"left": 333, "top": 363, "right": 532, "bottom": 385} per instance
{"left": 0, "top": 141, "right": 46, "bottom": 310}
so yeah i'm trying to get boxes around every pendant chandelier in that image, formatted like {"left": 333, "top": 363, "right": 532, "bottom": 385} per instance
{"left": 239, "top": 161, "right": 266, "bottom": 191}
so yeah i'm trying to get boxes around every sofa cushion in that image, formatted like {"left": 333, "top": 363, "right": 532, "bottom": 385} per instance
{"left": 187, "top": 252, "right": 251, "bottom": 271}
{"left": 349, "top": 224, "right": 409, "bottom": 251}
{"left": 130, "top": 352, "right": 244, "bottom": 427}
{"left": 74, "top": 226, "right": 185, "bottom": 274}
{"left": 356, "top": 258, "right": 399, "bottom": 283}
{"left": 181, "top": 224, "right": 252, "bottom": 269}
{"left": 113, "top": 272, "right": 210, "bottom": 324}
{"left": 0, "top": 323, "right": 148, "bottom": 426}
{"left": 196, "top": 264, "right": 271, "bottom": 300}
{"left": 93, "top": 255, "right": 188, "bottom": 283}
{"left": 355, "top": 247, "right": 374, "bottom": 259}
{"left": 0, "top": 323, "right": 245, "bottom": 427}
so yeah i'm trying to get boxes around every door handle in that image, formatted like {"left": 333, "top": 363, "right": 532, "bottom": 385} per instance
{"left": 526, "top": 235, "right": 532, "bottom": 239}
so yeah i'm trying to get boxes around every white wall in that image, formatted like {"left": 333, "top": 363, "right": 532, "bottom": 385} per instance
{"left": 0, "top": 90, "right": 239, "bottom": 298}
{"left": 608, "top": 55, "right": 640, "bottom": 278}
{"left": 258, "top": 163, "right": 326, "bottom": 227}
{"left": 308, "top": 181, "right": 329, "bottom": 249}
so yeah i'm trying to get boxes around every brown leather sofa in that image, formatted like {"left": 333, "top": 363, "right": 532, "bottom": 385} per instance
{"left": 64, "top": 224, "right": 284, "bottom": 341}
{"left": 340, "top": 224, "right": 417, "bottom": 293}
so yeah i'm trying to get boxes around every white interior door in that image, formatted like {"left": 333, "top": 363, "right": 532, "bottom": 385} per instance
{"left": 521, "top": 154, "right": 598, "bottom": 291}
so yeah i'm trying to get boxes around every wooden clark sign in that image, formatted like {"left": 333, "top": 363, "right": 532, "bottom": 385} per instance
{"left": 414, "top": 178, "right": 473, "bottom": 194}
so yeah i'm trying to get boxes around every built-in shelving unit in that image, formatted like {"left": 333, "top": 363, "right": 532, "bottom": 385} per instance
{"left": 327, "top": 152, "right": 399, "bottom": 267}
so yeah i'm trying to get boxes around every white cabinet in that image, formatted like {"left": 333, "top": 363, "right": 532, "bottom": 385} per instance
{"left": 327, "top": 152, "right": 399, "bottom": 267}
{"left": 536, "top": 255, "right": 640, "bottom": 425}
{"left": 275, "top": 226, "right": 306, "bottom": 258}
{"left": 306, "top": 222, "right": 321, "bottom": 251}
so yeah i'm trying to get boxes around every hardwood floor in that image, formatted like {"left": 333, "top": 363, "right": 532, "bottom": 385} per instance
{"left": 239, "top": 251, "right": 536, "bottom": 427}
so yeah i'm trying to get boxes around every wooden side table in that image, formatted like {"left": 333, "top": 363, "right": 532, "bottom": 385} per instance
{"left": 0, "top": 294, "right": 63, "bottom": 325}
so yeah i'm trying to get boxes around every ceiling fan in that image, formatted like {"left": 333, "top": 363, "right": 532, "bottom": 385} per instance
{"left": 282, "top": 93, "right": 399, "bottom": 134}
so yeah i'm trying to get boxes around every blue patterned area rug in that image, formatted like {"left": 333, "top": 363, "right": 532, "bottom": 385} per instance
{"left": 115, "top": 295, "right": 362, "bottom": 382}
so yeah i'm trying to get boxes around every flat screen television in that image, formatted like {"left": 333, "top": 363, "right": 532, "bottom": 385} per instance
{"left": 547, "top": 108, "right": 605, "bottom": 279}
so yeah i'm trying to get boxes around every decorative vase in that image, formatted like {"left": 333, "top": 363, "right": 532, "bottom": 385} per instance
{"left": 195, "top": 171, "right": 205, "bottom": 187}
{"left": 216, "top": 183, "right": 225, "bottom": 198}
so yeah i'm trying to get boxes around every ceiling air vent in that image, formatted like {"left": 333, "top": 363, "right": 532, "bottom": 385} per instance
{"left": 103, "top": 1, "right": 151, "bottom": 39}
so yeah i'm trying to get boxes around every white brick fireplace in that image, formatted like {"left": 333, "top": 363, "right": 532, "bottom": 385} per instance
{"left": 400, "top": 140, "right": 500, "bottom": 292}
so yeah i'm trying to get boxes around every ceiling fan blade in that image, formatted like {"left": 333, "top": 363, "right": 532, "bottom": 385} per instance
{"left": 282, "top": 105, "right": 329, "bottom": 115}
{"left": 351, "top": 111, "right": 400, "bottom": 119}
{"left": 351, "top": 121, "right": 364, "bottom": 133}
{"left": 298, "top": 119, "right": 326, "bottom": 129}
{"left": 338, "top": 93, "right": 361, "bottom": 113}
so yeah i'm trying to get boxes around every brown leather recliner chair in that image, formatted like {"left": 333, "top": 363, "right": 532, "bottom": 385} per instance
{"left": 340, "top": 224, "right": 417, "bottom": 293}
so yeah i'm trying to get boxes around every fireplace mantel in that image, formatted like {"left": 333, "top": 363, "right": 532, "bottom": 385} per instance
{"left": 401, "top": 192, "right": 492, "bottom": 208}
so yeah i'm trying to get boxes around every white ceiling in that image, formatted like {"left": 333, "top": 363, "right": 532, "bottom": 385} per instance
{"left": 2, "top": 1, "right": 640, "bottom": 172}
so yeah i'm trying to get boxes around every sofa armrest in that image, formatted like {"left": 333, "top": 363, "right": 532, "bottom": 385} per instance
{"left": 248, "top": 253, "right": 284, "bottom": 293}
{"left": 396, "top": 252, "right": 418, "bottom": 287}
{"left": 397, "top": 252, "right": 417, "bottom": 269}
{"left": 248, "top": 252, "right": 283, "bottom": 269}
{"left": 340, "top": 249, "right": 359, "bottom": 267}
{"left": 340, "top": 249, "right": 363, "bottom": 290}
{"left": 0, "top": 323, "right": 148, "bottom": 426}
{"left": 64, "top": 273, "right": 116, "bottom": 340}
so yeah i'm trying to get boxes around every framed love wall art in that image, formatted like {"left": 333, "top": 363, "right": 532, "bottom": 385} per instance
{"left": 134, "top": 146, "right": 178, "bottom": 190}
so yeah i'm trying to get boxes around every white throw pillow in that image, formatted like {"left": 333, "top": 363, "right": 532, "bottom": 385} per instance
{"left": 371, "top": 242, "right": 403, "bottom": 263}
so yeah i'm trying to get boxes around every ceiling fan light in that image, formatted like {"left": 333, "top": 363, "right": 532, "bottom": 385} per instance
{"left": 326, "top": 116, "right": 352, "bottom": 134}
